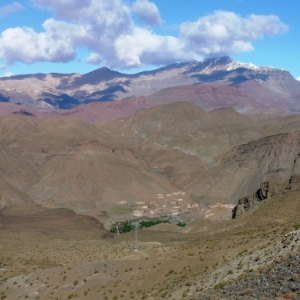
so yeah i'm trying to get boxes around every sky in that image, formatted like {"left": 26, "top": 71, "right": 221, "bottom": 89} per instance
{"left": 0, "top": 0, "right": 299, "bottom": 79}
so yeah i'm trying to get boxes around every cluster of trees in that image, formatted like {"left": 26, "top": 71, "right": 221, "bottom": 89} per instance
{"left": 110, "top": 218, "right": 185, "bottom": 234}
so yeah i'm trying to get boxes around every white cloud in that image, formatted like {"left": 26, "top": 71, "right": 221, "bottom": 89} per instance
{"left": 132, "top": 0, "right": 162, "bottom": 26}
{"left": 0, "top": 2, "right": 25, "bottom": 19}
{"left": 0, "top": 23, "right": 78, "bottom": 64}
{"left": 27, "top": 0, "right": 133, "bottom": 67}
{"left": 297, "top": 77, "right": 300, "bottom": 81}
{"left": 0, "top": 3, "right": 289, "bottom": 69}
{"left": 31, "top": 0, "right": 132, "bottom": 30}
{"left": 31, "top": 0, "right": 91, "bottom": 18}
{"left": 2, "top": 72, "right": 13, "bottom": 77}
{"left": 180, "top": 11, "right": 288, "bottom": 56}
{"left": 115, "top": 27, "right": 194, "bottom": 67}
{"left": 85, "top": 52, "right": 102, "bottom": 65}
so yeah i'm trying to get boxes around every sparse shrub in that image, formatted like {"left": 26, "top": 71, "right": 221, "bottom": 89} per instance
{"left": 291, "top": 273, "right": 299, "bottom": 281}
{"left": 214, "top": 282, "right": 226, "bottom": 290}
{"left": 165, "top": 270, "right": 174, "bottom": 276}
{"left": 294, "top": 223, "right": 300, "bottom": 230}
{"left": 177, "top": 222, "right": 186, "bottom": 227}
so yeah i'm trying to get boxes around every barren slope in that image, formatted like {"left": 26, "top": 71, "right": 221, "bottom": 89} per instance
{"left": 99, "top": 102, "right": 270, "bottom": 194}
{"left": 0, "top": 115, "right": 179, "bottom": 218}
{"left": 186, "top": 131, "right": 300, "bottom": 204}
{"left": 1, "top": 102, "right": 300, "bottom": 215}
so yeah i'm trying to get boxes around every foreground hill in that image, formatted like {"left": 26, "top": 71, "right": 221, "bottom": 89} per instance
{"left": 1, "top": 175, "right": 300, "bottom": 299}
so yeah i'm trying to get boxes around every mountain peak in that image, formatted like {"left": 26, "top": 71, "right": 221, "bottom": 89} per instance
{"left": 71, "top": 67, "right": 127, "bottom": 87}
{"left": 185, "top": 56, "right": 259, "bottom": 74}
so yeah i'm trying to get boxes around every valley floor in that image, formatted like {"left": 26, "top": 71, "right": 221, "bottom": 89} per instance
{"left": 1, "top": 197, "right": 300, "bottom": 300}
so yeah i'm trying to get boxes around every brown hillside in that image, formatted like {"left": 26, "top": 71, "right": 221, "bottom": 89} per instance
{"left": 0, "top": 115, "right": 178, "bottom": 217}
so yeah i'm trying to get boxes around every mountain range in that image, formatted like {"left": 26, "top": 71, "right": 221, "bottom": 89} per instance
{"left": 1, "top": 56, "right": 300, "bottom": 122}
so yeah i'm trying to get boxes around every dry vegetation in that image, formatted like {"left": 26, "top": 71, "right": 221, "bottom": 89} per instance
{"left": 1, "top": 186, "right": 300, "bottom": 299}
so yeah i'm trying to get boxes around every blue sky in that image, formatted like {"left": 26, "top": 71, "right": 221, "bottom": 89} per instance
{"left": 0, "top": 0, "right": 299, "bottom": 79}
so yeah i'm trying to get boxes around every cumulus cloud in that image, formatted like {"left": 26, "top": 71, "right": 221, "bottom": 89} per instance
{"left": 0, "top": 2, "right": 25, "bottom": 18}
{"left": 31, "top": 0, "right": 132, "bottom": 29}
{"left": 0, "top": 2, "right": 289, "bottom": 69}
{"left": 132, "top": 0, "right": 162, "bottom": 26}
{"left": 180, "top": 11, "right": 288, "bottom": 56}
{"left": 115, "top": 28, "right": 193, "bottom": 67}
{"left": 31, "top": 0, "right": 91, "bottom": 18}
{"left": 85, "top": 53, "right": 102, "bottom": 65}
{"left": 27, "top": 0, "right": 133, "bottom": 67}
{"left": 0, "top": 20, "right": 89, "bottom": 64}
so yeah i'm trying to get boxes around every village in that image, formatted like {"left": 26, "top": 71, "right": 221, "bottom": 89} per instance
{"left": 118, "top": 191, "right": 201, "bottom": 218}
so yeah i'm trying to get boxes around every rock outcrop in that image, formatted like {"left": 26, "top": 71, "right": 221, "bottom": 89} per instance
{"left": 232, "top": 175, "right": 300, "bottom": 218}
